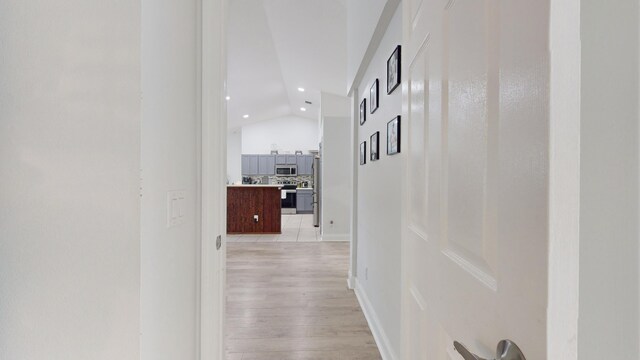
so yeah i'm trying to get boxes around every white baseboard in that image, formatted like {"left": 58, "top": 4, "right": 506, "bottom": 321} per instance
{"left": 354, "top": 279, "right": 399, "bottom": 360}
{"left": 320, "top": 233, "right": 350, "bottom": 241}
{"left": 347, "top": 276, "right": 356, "bottom": 290}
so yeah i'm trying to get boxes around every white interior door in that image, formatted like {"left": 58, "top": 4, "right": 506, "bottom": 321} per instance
{"left": 401, "top": 0, "right": 579, "bottom": 359}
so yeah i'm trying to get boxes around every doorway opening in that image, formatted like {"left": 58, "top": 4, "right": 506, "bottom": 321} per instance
{"left": 221, "top": 0, "right": 372, "bottom": 358}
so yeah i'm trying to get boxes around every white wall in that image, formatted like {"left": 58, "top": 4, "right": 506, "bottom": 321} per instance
{"left": 353, "top": 5, "right": 402, "bottom": 358}
{"left": 0, "top": 1, "right": 142, "bottom": 359}
{"left": 140, "top": 0, "right": 202, "bottom": 359}
{"left": 241, "top": 115, "right": 319, "bottom": 154}
{"left": 347, "top": 0, "right": 387, "bottom": 91}
{"left": 227, "top": 129, "right": 242, "bottom": 184}
{"left": 321, "top": 110, "right": 352, "bottom": 240}
{"left": 579, "top": 1, "right": 640, "bottom": 358}
{"left": 320, "top": 92, "right": 352, "bottom": 241}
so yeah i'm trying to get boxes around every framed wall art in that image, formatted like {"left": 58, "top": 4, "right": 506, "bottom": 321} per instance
{"left": 370, "top": 79, "right": 379, "bottom": 114}
{"left": 370, "top": 131, "right": 380, "bottom": 161}
{"left": 360, "top": 98, "right": 367, "bottom": 125}
{"left": 360, "top": 141, "right": 367, "bottom": 165}
{"left": 387, "top": 116, "right": 401, "bottom": 155}
{"left": 387, "top": 45, "right": 401, "bottom": 94}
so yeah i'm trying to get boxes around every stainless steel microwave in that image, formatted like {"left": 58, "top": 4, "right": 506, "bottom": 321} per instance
{"left": 276, "top": 165, "right": 297, "bottom": 176}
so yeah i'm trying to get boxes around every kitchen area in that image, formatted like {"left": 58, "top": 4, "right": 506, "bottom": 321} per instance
{"left": 227, "top": 150, "right": 321, "bottom": 240}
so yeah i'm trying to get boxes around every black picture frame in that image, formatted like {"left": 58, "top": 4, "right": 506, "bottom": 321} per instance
{"left": 370, "top": 132, "right": 380, "bottom": 161}
{"left": 387, "top": 116, "right": 401, "bottom": 155}
{"left": 370, "top": 79, "right": 379, "bottom": 114}
{"left": 360, "top": 141, "right": 367, "bottom": 165}
{"left": 359, "top": 98, "right": 367, "bottom": 125}
{"left": 387, "top": 45, "right": 401, "bottom": 94}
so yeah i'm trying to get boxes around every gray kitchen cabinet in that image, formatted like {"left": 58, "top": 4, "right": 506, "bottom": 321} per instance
{"left": 296, "top": 155, "right": 306, "bottom": 175}
{"left": 242, "top": 155, "right": 259, "bottom": 175}
{"left": 286, "top": 155, "right": 297, "bottom": 165}
{"left": 296, "top": 155, "right": 315, "bottom": 175}
{"left": 306, "top": 155, "right": 315, "bottom": 174}
{"left": 258, "top": 155, "right": 276, "bottom": 175}
{"left": 296, "top": 189, "right": 313, "bottom": 213}
{"left": 275, "top": 155, "right": 287, "bottom": 165}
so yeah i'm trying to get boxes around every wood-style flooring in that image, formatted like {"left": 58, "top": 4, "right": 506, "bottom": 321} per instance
{"left": 226, "top": 241, "right": 381, "bottom": 360}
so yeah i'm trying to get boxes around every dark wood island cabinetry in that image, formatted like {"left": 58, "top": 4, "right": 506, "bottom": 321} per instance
{"left": 227, "top": 185, "right": 282, "bottom": 234}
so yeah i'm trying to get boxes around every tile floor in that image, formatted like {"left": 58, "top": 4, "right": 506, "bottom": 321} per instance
{"left": 227, "top": 214, "right": 320, "bottom": 242}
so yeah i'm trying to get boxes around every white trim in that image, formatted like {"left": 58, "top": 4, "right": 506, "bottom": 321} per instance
{"left": 347, "top": 271, "right": 356, "bottom": 290}
{"left": 547, "top": 0, "right": 580, "bottom": 358}
{"left": 348, "top": 88, "right": 359, "bottom": 298}
{"left": 199, "top": 0, "right": 227, "bottom": 359}
{"left": 354, "top": 279, "right": 399, "bottom": 360}
{"left": 321, "top": 233, "right": 350, "bottom": 241}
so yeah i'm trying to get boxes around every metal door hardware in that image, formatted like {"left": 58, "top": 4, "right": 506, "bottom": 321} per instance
{"left": 216, "top": 235, "right": 222, "bottom": 250}
{"left": 454, "top": 340, "right": 525, "bottom": 360}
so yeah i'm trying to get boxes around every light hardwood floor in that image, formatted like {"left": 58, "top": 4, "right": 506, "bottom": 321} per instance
{"left": 226, "top": 241, "right": 382, "bottom": 360}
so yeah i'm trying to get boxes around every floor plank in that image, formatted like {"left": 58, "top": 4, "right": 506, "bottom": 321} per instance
{"left": 226, "top": 242, "right": 381, "bottom": 360}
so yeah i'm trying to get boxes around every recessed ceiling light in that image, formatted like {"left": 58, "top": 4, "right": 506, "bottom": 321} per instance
{"left": 300, "top": 107, "right": 307, "bottom": 112}
{"left": 297, "top": 87, "right": 305, "bottom": 92}
{"left": 243, "top": 114, "right": 249, "bottom": 119}
{"left": 225, "top": 96, "right": 231, "bottom": 100}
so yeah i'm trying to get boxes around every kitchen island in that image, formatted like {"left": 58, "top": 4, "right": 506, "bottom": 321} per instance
{"left": 227, "top": 185, "right": 282, "bottom": 234}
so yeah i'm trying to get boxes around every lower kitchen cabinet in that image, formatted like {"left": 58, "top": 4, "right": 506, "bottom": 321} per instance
{"left": 296, "top": 189, "right": 313, "bottom": 214}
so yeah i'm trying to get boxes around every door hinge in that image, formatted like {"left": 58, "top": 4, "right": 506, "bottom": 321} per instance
{"left": 216, "top": 235, "right": 222, "bottom": 250}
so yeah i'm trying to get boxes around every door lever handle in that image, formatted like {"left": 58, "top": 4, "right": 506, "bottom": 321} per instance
{"left": 454, "top": 340, "right": 525, "bottom": 360}
{"left": 454, "top": 341, "right": 487, "bottom": 360}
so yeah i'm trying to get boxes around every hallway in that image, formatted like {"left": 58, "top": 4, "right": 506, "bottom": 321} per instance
{"left": 225, "top": 242, "right": 381, "bottom": 359}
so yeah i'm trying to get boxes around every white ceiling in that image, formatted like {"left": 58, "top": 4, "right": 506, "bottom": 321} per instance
{"left": 227, "top": 0, "right": 347, "bottom": 128}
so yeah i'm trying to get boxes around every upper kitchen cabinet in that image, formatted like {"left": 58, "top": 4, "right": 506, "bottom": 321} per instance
{"left": 242, "top": 155, "right": 259, "bottom": 175}
{"left": 276, "top": 154, "right": 298, "bottom": 165}
{"left": 244, "top": 154, "right": 310, "bottom": 176}
{"left": 297, "top": 155, "right": 315, "bottom": 175}
{"left": 258, "top": 155, "right": 276, "bottom": 175}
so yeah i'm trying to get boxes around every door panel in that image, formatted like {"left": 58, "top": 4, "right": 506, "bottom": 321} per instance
{"left": 443, "top": 0, "right": 498, "bottom": 286}
{"left": 402, "top": 0, "right": 554, "bottom": 358}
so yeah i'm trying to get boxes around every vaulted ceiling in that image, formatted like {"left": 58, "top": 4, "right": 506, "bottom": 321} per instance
{"left": 227, "top": 0, "right": 347, "bottom": 128}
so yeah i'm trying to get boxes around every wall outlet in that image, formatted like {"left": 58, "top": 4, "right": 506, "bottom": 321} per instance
{"left": 253, "top": 214, "right": 259, "bottom": 223}
{"left": 167, "top": 190, "right": 186, "bottom": 228}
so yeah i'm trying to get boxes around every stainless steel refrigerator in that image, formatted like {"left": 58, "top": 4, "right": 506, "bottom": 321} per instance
{"left": 313, "top": 155, "right": 321, "bottom": 227}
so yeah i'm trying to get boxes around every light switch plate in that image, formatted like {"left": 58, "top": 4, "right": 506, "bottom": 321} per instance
{"left": 167, "top": 190, "right": 187, "bottom": 228}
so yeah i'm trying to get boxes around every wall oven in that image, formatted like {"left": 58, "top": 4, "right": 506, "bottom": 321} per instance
{"left": 276, "top": 165, "right": 297, "bottom": 176}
